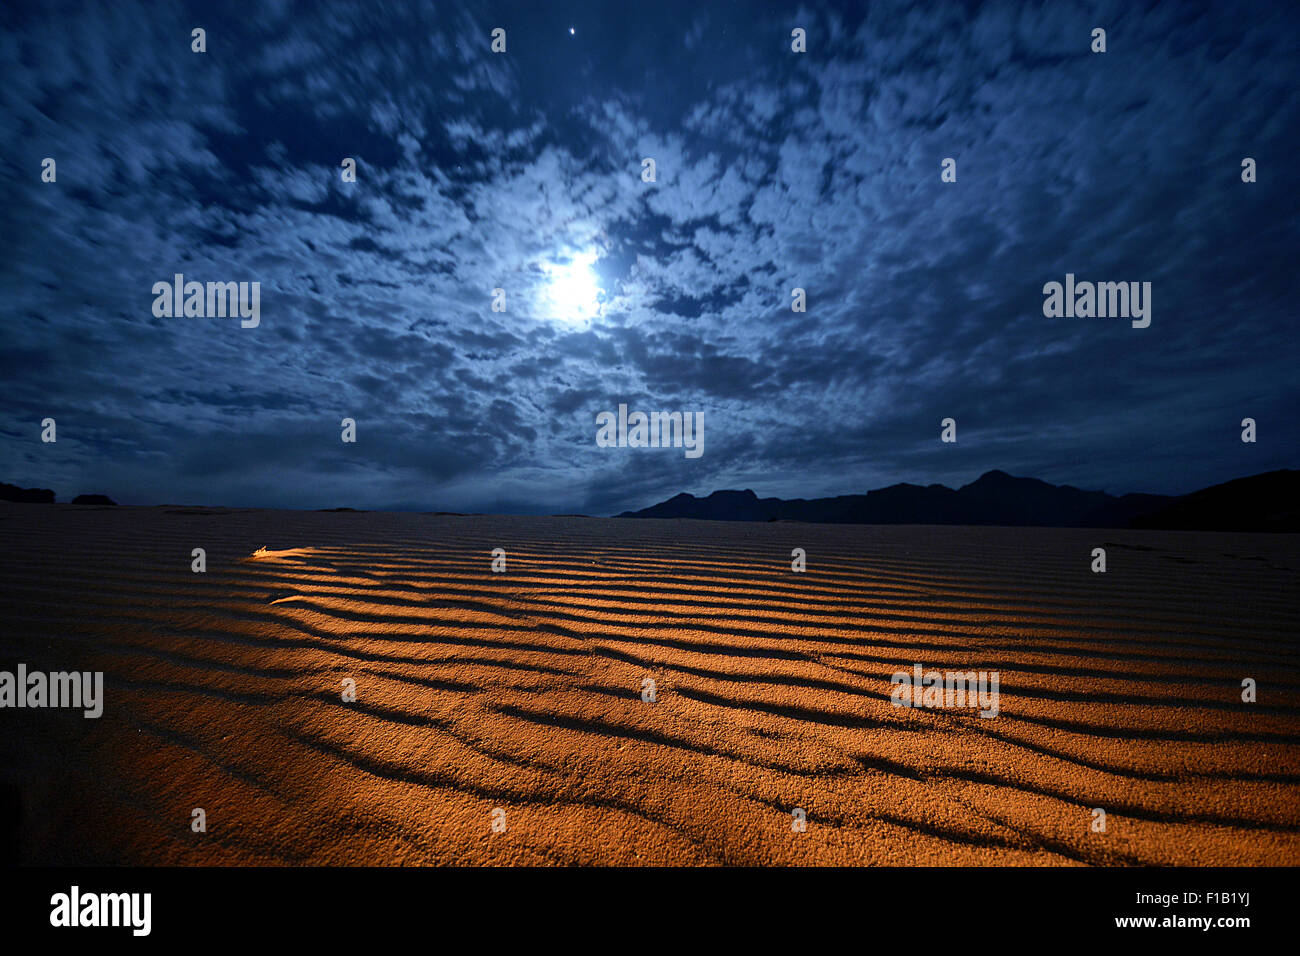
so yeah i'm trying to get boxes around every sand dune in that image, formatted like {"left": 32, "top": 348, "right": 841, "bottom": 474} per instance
{"left": 1, "top": 504, "right": 1297, "bottom": 865}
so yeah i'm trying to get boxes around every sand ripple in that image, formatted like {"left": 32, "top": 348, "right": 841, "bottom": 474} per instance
{"left": 1, "top": 507, "right": 1297, "bottom": 865}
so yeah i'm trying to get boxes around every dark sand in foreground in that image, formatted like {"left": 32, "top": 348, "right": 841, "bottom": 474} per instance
{"left": 1, "top": 504, "right": 1297, "bottom": 865}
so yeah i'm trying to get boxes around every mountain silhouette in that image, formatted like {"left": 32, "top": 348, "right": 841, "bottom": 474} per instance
{"left": 71, "top": 494, "right": 117, "bottom": 506}
{"left": 1129, "top": 470, "right": 1300, "bottom": 532}
{"left": 0, "top": 482, "right": 54, "bottom": 503}
{"left": 617, "top": 469, "right": 1298, "bottom": 532}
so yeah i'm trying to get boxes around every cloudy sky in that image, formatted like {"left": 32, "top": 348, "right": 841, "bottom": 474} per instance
{"left": 2, "top": 0, "right": 1296, "bottom": 513}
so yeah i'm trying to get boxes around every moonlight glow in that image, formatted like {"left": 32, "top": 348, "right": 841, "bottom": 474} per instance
{"left": 542, "top": 250, "right": 601, "bottom": 324}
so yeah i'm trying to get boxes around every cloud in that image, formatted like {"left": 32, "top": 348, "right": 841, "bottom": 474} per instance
{"left": 0, "top": 0, "right": 1296, "bottom": 511}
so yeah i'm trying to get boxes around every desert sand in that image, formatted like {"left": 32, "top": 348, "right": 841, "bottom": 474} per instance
{"left": 1, "top": 503, "right": 1297, "bottom": 865}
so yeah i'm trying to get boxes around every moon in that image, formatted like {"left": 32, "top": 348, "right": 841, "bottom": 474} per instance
{"left": 542, "top": 250, "right": 601, "bottom": 324}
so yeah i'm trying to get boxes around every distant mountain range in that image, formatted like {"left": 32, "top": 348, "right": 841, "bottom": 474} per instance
{"left": 6, "top": 472, "right": 1296, "bottom": 531}
{"left": 0, "top": 482, "right": 54, "bottom": 503}
{"left": 0, "top": 483, "right": 115, "bottom": 505}
{"left": 617, "top": 469, "right": 1300, "bottom": 532}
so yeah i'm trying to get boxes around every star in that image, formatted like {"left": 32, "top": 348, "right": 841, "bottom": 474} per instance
{"left": 569, "top": 27, "right": 575, "bottom": 35}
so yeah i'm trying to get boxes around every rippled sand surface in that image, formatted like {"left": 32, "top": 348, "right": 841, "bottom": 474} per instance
{"left": 1, "top": 505, "right": 1297, "bottom": 865}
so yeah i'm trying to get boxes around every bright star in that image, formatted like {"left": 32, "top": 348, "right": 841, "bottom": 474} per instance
{"left": 569, "top": 27, "right": 575, "bottom": 35}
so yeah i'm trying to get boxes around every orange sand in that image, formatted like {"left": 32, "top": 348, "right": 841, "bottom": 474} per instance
{"left": 1, "top": 504, "right": 1297, "bottom": 865}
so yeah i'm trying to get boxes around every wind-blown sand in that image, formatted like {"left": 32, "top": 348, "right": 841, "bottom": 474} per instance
{"left": 1, "top": 504, "right": 1297, "bottom": 865}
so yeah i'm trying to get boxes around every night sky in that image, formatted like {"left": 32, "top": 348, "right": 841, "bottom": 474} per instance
{"left": 2, "top": 0, "right": 1297, "bottom": 514}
